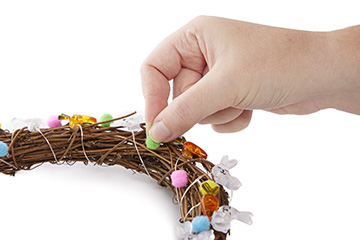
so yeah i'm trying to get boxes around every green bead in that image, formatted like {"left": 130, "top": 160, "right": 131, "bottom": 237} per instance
{"left": 100, "top": 113, "right": 113, "bottom": 127}
{"left": 146, "top": 135, "right": 160, "bottom": 150}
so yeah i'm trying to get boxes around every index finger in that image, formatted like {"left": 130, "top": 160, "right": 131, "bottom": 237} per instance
{"left": 141, "top": 17, "right": 209, "bottom": 129}
{"left": 140, "top": 35, "right": 182, "bottom": 128}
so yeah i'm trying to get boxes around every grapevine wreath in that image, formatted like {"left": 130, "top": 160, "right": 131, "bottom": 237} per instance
{"left": 0, "top": 111, "right": 253, "bottom": 240}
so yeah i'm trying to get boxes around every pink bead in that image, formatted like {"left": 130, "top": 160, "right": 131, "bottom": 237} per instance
{"left": 171, "top": 170, "right": 188, "bottom": 188}
{"left": 47, "top": 115, "right": 62, "bottom": 128}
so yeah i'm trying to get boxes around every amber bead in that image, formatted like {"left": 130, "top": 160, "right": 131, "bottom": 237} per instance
{"left": 181, "top": 141, "right": 207, "bottom": 159}
{"left": 58, "top": 114, "right": 70, "bottom": 121}
{"left": 201, "top": 194, "right": 219, "bottom": 221}
{"left": 59, "top": 114, "right": 97, "bottom": 128}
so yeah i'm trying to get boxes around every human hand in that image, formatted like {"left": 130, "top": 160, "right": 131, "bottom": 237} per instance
{"left": 141, "top": 16, "right": 360, "bottom": 143}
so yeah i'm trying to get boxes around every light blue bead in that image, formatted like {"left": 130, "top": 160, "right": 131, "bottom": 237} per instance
{"left": 192, "top": 216, "right": 210, "bottom": 233}
{"left": 0, "top": 141, "right": 9, "bottom": 157}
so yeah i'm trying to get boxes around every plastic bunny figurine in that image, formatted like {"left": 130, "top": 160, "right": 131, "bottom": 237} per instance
{"left": 6, "top": 118, "right": 46, "bottom": 132}
{"left": 176, "top": 221, "right": 214, "bottom": 240}
{"left": 212, "top": 155, "right": 242, "bottom": 190}
{"left": 211, "top": 205, "right": 253, "bottom": 233}
{"left": 25, "top": 118, "right": 46, "bottom": 132}
{"left": 117, "top": 114, "right": 143, "bottom": 132}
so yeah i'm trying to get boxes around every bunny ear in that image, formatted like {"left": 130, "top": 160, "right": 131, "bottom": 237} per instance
{"left": 234, "top": 211, "right": 253, "bottom": 225}
{"left": 220, "top": 155, "right": 229, "bottom": 164}
{"left": 227, "top": 159, "right": 238, "bottom": 169}
{"left": 220, "top": 155, "right": 238, "bottom": 169}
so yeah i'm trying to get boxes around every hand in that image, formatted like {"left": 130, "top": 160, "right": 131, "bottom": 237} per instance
{"left": 141, "top": 16, "right": 360, "bottom": 142}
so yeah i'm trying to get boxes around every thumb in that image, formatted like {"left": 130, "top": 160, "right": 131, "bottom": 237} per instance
{"left": 149, "top": 67, "right": 231, "bottom": 142}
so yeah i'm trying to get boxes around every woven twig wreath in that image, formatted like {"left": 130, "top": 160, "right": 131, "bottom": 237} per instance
{"left": 0, "top": 112, "right": 252, "bottom": 240}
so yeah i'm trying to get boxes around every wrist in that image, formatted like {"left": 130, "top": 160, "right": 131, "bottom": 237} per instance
{"left": 325, "top": 26, "right": 360, "bottom": 114}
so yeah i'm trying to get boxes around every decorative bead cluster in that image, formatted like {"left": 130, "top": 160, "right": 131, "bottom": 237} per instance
{"left": 0, "top": 113, "right": 123, "bottom": 161}
{"left": 165, "top": 139, "right": 253, "bottom": 240}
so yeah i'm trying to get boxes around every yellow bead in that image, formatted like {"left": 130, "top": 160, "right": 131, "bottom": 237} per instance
{"left": 199, "top": 180, "right": 220, "bottom": 196}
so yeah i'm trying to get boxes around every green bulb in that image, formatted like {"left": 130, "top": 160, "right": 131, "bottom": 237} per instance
{"left": 146, "top": 135, "right": 160, "bottom": 150}
{"left": 100, "top": 113, "right": 113, "bottom": 127}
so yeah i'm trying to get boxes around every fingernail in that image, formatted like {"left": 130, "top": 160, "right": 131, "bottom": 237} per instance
{"left": 149, "top": 121, "right": 172, "bottom": 143}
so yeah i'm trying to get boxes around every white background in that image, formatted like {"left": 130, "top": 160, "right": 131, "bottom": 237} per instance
{"left": 1, "top": 1, "right": 360, "bottom": 239}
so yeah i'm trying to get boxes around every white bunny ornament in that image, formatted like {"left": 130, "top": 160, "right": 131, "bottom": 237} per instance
{"left": 176, "top": 221, "right": 214, "bottom": 240}
{"left": 212, "top": 155, "right": 242, "bottom": 190}
{"left": 211, "top": 205, "right": 253, "bottom": 233}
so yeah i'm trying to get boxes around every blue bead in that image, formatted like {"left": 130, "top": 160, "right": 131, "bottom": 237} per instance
{"left": 192, "top": 216, "right": 210, "bottom": 233}
{"left": 0, "top": 141, "right": 9, "bottom": 157}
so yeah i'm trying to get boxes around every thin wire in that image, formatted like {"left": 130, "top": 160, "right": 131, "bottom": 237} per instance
{"left": 174, "top": 155, "right": 186, "bottom": 204}
{"left": 174, "top": 155, "right": 182, "bottom": 171}
{"left": 131, "top": 130, "right": 152, "bottom": 179}
{"left": 78, "top": 125, "right": 92, "bottom": 164}
{"left": 29, "top": 161, "right": 44, "bottom": 170}
{"left": 180, "top": 174, "right": 206, "bottom": 204}
{"left": 0, "top": 158, "right": 17, "bottom": 169}
{"left": 183, "top": 202, "right": 201, "bottom": 222}
{"left": 229, "top": 189, "right": 234, "bottom": 205}
{"left": 175, "top": 188, "right": 179, "bottom": 204}
{"left": 37, "top": 129, "right": 58, "bottom": 163}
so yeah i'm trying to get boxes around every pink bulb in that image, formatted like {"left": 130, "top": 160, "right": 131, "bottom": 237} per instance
{"left": 171, "top": 170, "right": 188, "bottom": 188}
{"left": 47, "top": 115, "right": 62, "bottom": 128}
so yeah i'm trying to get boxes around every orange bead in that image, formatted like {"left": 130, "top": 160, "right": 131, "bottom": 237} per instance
{"left": 201, "top": 194, "right": 219, "bottom": 221}
{"left": 181, "top": 141, "right": 208, "bottom": 159}
{"left": 59, "top": 114, "right": 97, "bottom": 128}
